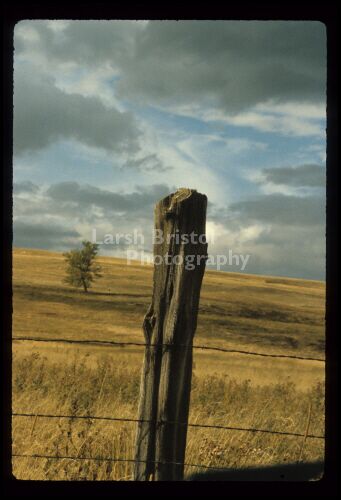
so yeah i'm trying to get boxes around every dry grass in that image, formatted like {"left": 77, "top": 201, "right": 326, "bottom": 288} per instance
{"left": 12, "top": 247, "right": 325, "bottom": 480}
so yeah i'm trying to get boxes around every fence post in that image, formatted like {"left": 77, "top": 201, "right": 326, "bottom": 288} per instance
{"left": 134, "top": 188, "right": 208, "bottom": 481}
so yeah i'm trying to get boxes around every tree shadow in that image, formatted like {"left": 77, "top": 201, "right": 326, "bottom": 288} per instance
{"left": 14, "top": 283, "right": 148, "bottom": 312}
{"left": 88, "top": 290, "right": 150, "bottom": 298}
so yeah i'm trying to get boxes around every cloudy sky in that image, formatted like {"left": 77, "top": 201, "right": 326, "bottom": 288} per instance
{"left": 13, "top": 20, "right": 326, "bottom": 279}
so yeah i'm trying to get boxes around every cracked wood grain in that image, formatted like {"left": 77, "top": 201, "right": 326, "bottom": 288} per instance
{"left": 134, "top": 188, "right": 208, "bottom": 481}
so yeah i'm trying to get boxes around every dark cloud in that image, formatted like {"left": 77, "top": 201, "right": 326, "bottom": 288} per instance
{"left": 46, "top": 182, "right": 172, "bottom": 214}
{"left": 13, "top": 182, "right": 175, "bottom": 242}
{"left": 229, "top": 193, "right": 325, "bottom": 226}
{"left": 15, "top": 21, "right": 326, "bottom": 116}
{"left": 262, "top": 164, "right": 325, "bottom": 187}
{"left": 207, "top": 188, "right": 326, "bottom": 279}
{"left": 117, "top": 21, "right": 326, "bottom": 112}
{"left": 13, "top": 182, "right": 174, "bottom": 253}
{"left": 15, "top": 20, "right": 143, "bottom": 67}
{"left": 14, "top": 67, "right": 140, "bottom": 156}
{"left": 13, "top": 181, "right": 40, "bottom": 194}
{"left": 208, "top": 207, "right": 325, "bottom": 280}
{"left": 13, "top": 220, "right": 80, "bottom": 250}
{"left": 121, "top": 153, "right": 172, "bottom": 172}
{"left": 250, "top": 224, "right": 325, "bottom": 280}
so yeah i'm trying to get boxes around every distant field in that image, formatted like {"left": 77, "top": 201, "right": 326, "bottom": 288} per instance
{"left": 12, "top": 247, "right": 325, "bottom": 480}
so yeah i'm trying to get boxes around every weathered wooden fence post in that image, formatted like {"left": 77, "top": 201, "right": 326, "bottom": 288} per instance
{"left": 134, "top": 188, "right": 208, "bottom": 481}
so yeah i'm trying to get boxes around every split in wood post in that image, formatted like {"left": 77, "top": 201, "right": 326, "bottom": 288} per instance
{"left": 134, "top": 188, "right": 208, "bottom": 481}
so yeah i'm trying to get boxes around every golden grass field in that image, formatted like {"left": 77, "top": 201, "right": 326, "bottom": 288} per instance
{"left": 12, "top": 247, "right": 325, "bottom": 480}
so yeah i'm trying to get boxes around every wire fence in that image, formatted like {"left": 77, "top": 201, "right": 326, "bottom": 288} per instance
{"left": 11, "top": 453, "right": 238, "bottom": 471}
{"left": 12, "top": 336, "right": 325, "bottom": 362}
{"left": 12, "top": 412, "right": 325, "bottom": 439}
{"left": 12, "top": 335, "right": 325, "bottom": 475}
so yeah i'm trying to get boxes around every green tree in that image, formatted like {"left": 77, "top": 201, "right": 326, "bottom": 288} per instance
{"left": 63, "top": 241, "right": 102, "bottom": 293}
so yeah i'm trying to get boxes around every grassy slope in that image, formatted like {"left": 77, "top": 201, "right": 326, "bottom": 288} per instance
{"left": 13, "top": 247, "right": 325, "bottom": 352}
{"left": 12, "top": 247, "right": 325, "bottom": 480}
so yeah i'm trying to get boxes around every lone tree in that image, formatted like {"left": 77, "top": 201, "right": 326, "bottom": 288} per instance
{"left": 63, "top": 241, "right": 102, "bottom": 293}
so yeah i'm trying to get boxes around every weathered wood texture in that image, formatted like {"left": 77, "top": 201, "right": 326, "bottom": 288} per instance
{"left": 134, "top": 188, "right": 208, "bottom": 481}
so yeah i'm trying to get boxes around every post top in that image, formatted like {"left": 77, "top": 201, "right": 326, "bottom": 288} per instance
{"left": 166, "top": 188, "right": 201, "bottom": 214}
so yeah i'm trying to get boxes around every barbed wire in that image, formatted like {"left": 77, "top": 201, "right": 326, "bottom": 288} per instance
{"left": 12, "top": 336, "right": 325, "bottom": 362}
{"left": 11, "top": 452, "right": 234, "bottom": 471}
{"left": 11, "top": 336, "right": 325, "bottom": 477}
{"left": 12, "top": 412, "right": 325, "bottom": 440}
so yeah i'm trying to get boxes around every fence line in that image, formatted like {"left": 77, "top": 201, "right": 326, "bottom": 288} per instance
{"left": 12, "top": 336, "right": 325, "bottom": 362}
{"left": 11, "top": 453, "right": 235, "bottom": 471}
{"left": 12, "top": 333, "right": 325, "bottom": 477}
{"left": 12, "top": 412, "right": 325, "bottom": 440}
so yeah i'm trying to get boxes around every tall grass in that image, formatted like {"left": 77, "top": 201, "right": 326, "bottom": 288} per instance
{"left": 12, "top": 351, "right": 324, "bottom": 480}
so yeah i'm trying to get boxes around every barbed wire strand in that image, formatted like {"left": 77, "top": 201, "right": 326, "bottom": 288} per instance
{"left": 10, "top": 452, "right": 257, "bottom": 471}
{"left": 12, "top": 412, "right": 325, "bottom": 440}
{"left": 12, "top": 336, "right": 325, "bottom": 362}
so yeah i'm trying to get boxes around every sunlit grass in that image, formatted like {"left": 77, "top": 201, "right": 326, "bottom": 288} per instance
{"left": 12, "top": 248, "right": 325, "bottom": 480}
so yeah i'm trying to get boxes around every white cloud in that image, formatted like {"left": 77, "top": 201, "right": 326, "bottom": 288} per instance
{"left": 177, "top": 133, "right": 267, "bottom": 157}
{"left": 160, "top": 98, "right": 325, "bottom": 138}
{"left": 197, "top": 101, "right": 325, "bottom": 137}
{"left": 126, "top": 119, "right": 227, "bottom": 205}
{"left": 255, "top": 100, "right": 326, "bottom": 120}
{"left": 206, "top": 220, "right": 271, "bottom": 251}
{"left": 53, "top": 64, "right": 124, "bottom": 111}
